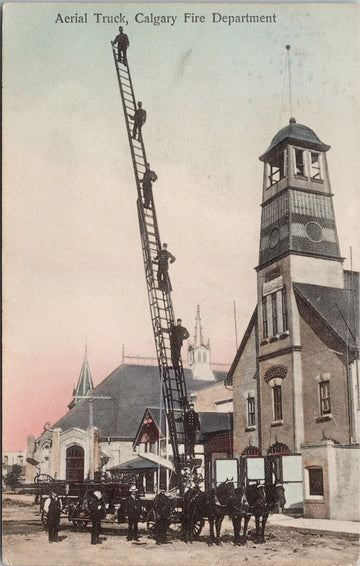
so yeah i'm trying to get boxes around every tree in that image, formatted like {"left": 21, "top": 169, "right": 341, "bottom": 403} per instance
{"left": 3, "top": 464, "right": 23, "bottom": 492}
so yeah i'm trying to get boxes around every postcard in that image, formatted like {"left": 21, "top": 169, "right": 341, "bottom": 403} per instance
{"left": 2, "top": 2, "right": 360, "bottom": 565}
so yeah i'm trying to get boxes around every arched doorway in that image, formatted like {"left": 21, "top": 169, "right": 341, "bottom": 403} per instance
{"left": 66, "top": 445, "right": 84, "bottom": 483}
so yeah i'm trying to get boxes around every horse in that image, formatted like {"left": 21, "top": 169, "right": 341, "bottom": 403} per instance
{"left": 216, "top": 481, "right": 251, "bottom": 545}
{"left": 181, "top": 484, "right": 227, "bottom": 545}
{"left": 245, "top": 482, "right": 286, "bottom": 542}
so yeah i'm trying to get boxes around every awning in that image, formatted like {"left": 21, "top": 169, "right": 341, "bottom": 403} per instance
{"left": 109, "top": 457, "right": 158, "bottom": 472}
{"left": 26, "top": 457, "right": 40, "bottom": 466}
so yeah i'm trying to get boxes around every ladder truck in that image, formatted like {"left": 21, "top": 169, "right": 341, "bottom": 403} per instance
{"left": 111, "top": 42, "right": 194, "bottom": 493}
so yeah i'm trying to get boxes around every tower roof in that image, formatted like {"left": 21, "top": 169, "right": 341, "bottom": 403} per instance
{"left": 259, "top": 118, "right": 330, "bottom": 162}
{"left": 68, "top": 348, "right": 94, "bottom": 409}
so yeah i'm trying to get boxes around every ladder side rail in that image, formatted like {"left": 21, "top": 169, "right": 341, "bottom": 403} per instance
{"left": 112, "top": 47, "right": 148, "bottom": 199}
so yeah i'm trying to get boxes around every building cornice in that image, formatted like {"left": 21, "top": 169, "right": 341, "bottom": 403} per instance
{"left": 258, "top": 345, "right": 302, "bottom": 362}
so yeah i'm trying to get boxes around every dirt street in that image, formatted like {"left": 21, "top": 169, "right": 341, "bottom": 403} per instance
{"left": 2, "top": 494, "right": 359, "bottom": 566}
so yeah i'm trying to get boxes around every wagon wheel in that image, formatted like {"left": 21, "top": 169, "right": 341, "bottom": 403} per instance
{"left": 146, "top": 509, "right": 158, "bottom": 537}
{"left": 191, "top": 517, "right": 204, "bottom": 539}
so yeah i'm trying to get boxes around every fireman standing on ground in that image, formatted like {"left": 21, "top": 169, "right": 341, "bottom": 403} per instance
{"left": 43, "top": 489, "right": 62, "bottom": 543}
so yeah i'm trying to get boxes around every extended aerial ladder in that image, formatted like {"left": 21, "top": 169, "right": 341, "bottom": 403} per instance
{"left": 112, "top": 43, "right": 192, "bottom": 491}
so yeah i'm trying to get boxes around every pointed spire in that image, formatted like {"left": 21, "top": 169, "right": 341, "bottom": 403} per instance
{"left": 194, "top": 305, "right": 204, "bottom": 347}
{"left": 68, "top": 343, "right": 94, "bottom": 409}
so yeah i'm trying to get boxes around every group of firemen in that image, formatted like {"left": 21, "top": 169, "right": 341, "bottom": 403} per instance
{"left": 43, "top": 481, "right": 183, "bottom": 546}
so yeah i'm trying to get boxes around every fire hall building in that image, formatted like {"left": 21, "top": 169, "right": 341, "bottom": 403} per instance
{"left": 226, "top": 118, "right": 360, "bottom": 521}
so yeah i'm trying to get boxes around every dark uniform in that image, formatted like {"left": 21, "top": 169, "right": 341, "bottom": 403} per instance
{"left": 184, "top": 405, "right": 200, "bottom": 458}
{"left": 112, "top": 26, "right": 129, "bottom": 65}
{"left": 132, "top": 102, "right": 146, "bottom": 140}
{"left": 44, "top": 491, "right": 61, "bottom": 542}
{"left": 123, "top": 488, "right": 141, "bottom": 541}
{"left": 154, "top": 244, "right": 176, "bottom": 290}
{"left": 153, "top": 492, "right": 172, "bottom": 544}
{"left": 142, "top": 165, "right": 158, "bottom": 208}
{"left": 89, "top": 491, "right": 106, "bottom": 545}
{"left": 169, "top": 319, "right": 190, "bottom": 368}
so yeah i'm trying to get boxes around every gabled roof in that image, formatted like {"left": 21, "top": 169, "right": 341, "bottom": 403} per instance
{"left": 133, "top": 407, "right": 167, "bottom": 447}
{"left": 226, "top": 307, "right": 258, "bottom": 386}
{"left": 53, "top": 364, "right": 221, "bottom": 439}
{"left": 293, "top": 272, "right": 359, "bottom": 351}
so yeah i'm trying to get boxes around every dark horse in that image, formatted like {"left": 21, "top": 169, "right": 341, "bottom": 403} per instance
{"left": 215, "top": 481, "right": 286, "bottom": 544}
{"left": 182, "top": 484, "right": 227, "bottom": 545}
{"left": 245, "top": 483, "right": 286, "bottom": 542}
{"left": 216, "top": 481, "right": 251, "bottom": 545}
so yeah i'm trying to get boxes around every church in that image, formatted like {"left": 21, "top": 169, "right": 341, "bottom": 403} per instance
{"left": 226, "top": 118, "right": 360, "bottom": 520}
{"left": 25, "top": 307, "right": 232, "bottom": 492}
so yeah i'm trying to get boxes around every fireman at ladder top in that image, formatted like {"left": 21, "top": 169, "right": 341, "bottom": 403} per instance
{"left": 169, "top": 318, "right": 190, "bottom": 368}
{"left": 131, "top": 101, "right": 146, "bottom": 140}
{"left": 154, "top": 243, "right": 175, "bottom": 290}
{"left": 112, "top": 26, "right": 129, "bottom": 66}
{"left": 142, "top": 163, "right": 157, "bottom": 209}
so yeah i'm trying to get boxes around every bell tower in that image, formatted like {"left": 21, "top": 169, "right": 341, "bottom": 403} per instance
{"left": 258, "top": 117, "right": 343, "bottom": 285}
{"left": 256, "top": 118, "right": 345, "bottom": 453}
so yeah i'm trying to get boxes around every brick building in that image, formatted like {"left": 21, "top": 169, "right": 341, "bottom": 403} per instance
{"left": 226, "top": 118, "right": 360, "bottom": 519}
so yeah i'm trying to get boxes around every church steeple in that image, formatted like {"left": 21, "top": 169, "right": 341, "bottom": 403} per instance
{"left": 258, "top": 117, "right": 342, "bottom": 273}
{"left": 188, "top": 306, "right": 215, "bottom": 381}
{"left": 68, "top": 345, "right": 94, "bottom": 410}
{"left": 194, "top": 305, "right": 205, "bottom": 348}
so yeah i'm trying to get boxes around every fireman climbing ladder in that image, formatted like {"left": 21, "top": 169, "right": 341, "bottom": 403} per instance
{"left": 112, "top": 44, "right": 190, "bottom": 488}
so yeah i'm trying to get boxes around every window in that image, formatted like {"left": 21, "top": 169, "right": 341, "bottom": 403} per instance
{"left": 282, "top": 287, "right": 288, "bottom": 332}
{"left": 271, "top": 292, "right": 278, "bottom": 335}
{"left": 308, "top": 467, "right": 324, "bottom": 496}
{"left": 319, "top": 380, "right": 331, "bottom": 415}
{"left": 294, "top": 148, "right": 305, "bottom": 176}
{"left": 262, "top": 296, "right": 268, "bottom": 339}
{"left": 310, "top": 152, "right": 323, "bottom": 180}
{"left": 266, "top": 150, "right": 285, "bottom": 188}
{"left": 247, "top": 397, "right": 256, "bottom": 427}
{"left": 273, "top": 385, "right": 282, "bottom": 421}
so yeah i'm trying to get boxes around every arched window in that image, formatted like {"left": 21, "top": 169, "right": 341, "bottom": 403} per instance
{"left": 66, "top": 445, "right": 84, "bottom": 483}
{"left": 241, "top": 445, "right": 261, "bottom": 458}
{"left": 267, "top": 442, "right": 291, "bottom": 456}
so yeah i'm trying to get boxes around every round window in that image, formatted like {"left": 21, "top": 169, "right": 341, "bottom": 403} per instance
{"left": 305, "top": 222, "right": 323, "bottom": 243}
{"left": 269, "top": 227, "right": 280, "bottom": 249}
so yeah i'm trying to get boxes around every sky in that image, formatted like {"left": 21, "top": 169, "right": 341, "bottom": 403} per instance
{"left": 3, "top": 2, "right": 360, "bottom": 451}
